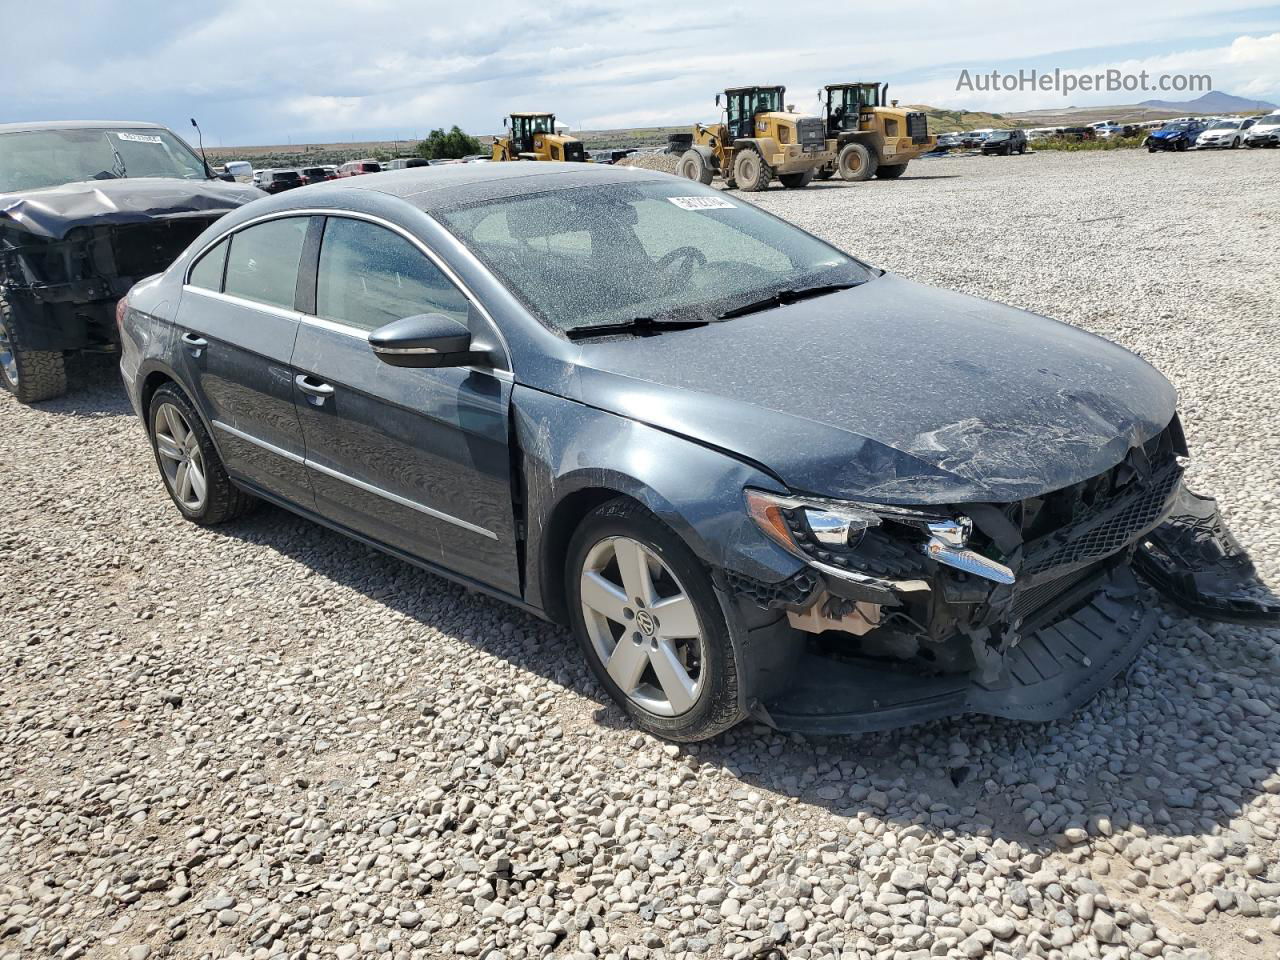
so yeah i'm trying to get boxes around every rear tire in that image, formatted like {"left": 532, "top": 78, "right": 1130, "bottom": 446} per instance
{"left": 148, "top": 383, "right": 256, "bottom": 526}
{"left": 876, "top": 163, "right": 908, "bottom": 179}
{"left": 677, "top": 149, "right": 714, "bottom": 186}
{"left": 0, "top": 294, "right": 67, "bottom": 404}
{"left": 778, "top": 170, "right": 815, "bottom": 189}
{"left": 732, "top": 148, "right": 771, "bottom": 192}
{"left": 837, "top": 142, "right": 876, "bottom": 181}
{"left": 566, "top": 498, "right": 745, "bottom": 742}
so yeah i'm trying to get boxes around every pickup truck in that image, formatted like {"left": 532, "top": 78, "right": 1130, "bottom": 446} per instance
{"left": 0, "top": 121, "right": 261, "bottom": 403}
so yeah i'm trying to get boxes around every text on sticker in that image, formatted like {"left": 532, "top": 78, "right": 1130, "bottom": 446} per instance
{"left": 116, "top": 132, "right": 163, "bottom": 144}
{"left": 667, "top": 196, "right": 736, "bottom": 211}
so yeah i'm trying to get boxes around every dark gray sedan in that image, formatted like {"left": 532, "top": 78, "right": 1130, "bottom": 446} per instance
{"left": 119, "top": 163, "right": 1274, "bottom": 741}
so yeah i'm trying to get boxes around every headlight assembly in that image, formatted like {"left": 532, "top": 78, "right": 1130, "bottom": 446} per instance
{"left": 744, "top": 488, "right": 1015, "bottom": 585}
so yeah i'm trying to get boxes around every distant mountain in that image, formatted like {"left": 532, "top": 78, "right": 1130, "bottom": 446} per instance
{"left": 1137, "top": 91, "right": 1276, "bottom": 112}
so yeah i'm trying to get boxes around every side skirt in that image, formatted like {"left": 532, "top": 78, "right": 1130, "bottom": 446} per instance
{"left": 232, "top": 477, "right": 551, "bottom": 623}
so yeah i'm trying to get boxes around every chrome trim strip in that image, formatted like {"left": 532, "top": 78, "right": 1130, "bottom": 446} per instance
{"left": 182, "top": 285, "right": 302, "bottom": 321}
{"left": 299, "top": 313, "right": 368, "bottom": 340}
{"left": 305, "top": 458, "right": 499, "bottom": 540}
{"left": 212, "top": 420, "right": 306, "bottom": 465}
{"left": 211, "top": 419, "right": 497, "bottom": 541}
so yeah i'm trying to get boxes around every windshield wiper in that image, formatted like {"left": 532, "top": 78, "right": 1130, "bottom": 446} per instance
{"left": 566, "top": 316, "right": 714, "bottom": 340}
{"left": 718, "top": 281, "right": 864, "bottom": 320}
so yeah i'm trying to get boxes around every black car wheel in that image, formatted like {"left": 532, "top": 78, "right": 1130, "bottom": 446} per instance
{"left": 0, "top": 293, "right": 67, "bottom": 404}
{"left": 148, "top": 383, "right": 256, "bottom": 525}
{"left": 566, "top": 498, "right": 744, "bottom": 742}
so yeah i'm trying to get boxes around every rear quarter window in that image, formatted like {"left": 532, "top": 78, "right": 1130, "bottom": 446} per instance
{"left": 188, "top": 238, "right": 228, "bottom": 291}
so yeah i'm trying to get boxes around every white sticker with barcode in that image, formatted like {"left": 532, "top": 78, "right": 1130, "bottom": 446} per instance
{"left": 667, "top": 195, "right": 736, "bottom": 211}
{"left": 115, "top": 132, "right": 163, "bottom": 144}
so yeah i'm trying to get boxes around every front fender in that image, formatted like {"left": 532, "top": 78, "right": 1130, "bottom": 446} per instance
{"left": 512, "top": 385, "right": 805, "bottom": 619}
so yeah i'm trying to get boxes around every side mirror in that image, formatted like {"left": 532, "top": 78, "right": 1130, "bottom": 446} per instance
{"left": 715, "top": 93, "right": 720, "bottom": 107}
{"left": 369, "top": 313, "right": 481, "bottom": 368}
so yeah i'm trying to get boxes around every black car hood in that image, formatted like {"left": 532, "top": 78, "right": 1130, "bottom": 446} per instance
{"left": 569, "top": 273, "right": 1178, "bottom": 505}
{"left": 0, "top": 177, "right": 263, "bottom": 240}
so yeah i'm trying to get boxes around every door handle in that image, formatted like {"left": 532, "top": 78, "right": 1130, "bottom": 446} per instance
{"left": 295, "top": 374, "right": 335, "bottom": 402}
{"left": 181, "top": 332, "right": 208, "bottom": 354}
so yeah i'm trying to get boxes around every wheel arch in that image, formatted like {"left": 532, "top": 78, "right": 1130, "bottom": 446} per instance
{"left": 135, "top": 360, "right": 226, "bottom": 461}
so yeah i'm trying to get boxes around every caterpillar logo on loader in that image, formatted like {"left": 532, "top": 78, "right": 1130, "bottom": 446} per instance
{"left": 816, "top": 82, "right": 936, "bottom": 181}
{"left": 671, "top": 85, "right": 835, "bottom": 191}
{"left": 492, "top": 113, "right": 589, "bottom": 162}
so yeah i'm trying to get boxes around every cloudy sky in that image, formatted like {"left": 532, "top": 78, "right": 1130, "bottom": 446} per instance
{"left": 4, "top": 0, "right": 1279, "bottom": 146}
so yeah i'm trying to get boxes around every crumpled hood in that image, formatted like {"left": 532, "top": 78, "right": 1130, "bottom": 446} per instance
{"left": 0, "top": 177, "right": 263, "bottom": 240}
{"left": 1151, "top": 129, "right": 1190, "bottom": 140}
{"left": 570, "top": 273, "right": 1178, "bottom": 505}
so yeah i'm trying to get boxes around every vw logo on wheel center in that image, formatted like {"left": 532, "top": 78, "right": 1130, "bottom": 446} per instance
{"left": 635, "top": 609, "right": 657, "bottom": 636}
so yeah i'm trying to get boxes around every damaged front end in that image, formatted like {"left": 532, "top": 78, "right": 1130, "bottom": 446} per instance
{"left": 734, "top": 419, "right": 1277, "bottom": 734}
{"left": 0, "top": 216, "right": 220, "bottom": 351}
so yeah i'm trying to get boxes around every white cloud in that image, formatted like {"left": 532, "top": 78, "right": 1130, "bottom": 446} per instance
{"left": 2, "top": 1, "right": 1277, "bottom": 143}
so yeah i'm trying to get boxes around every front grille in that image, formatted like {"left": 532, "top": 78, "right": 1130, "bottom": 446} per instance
{"left": 1012, "top": 563, "right": 1098, "bottom": 622}
{"left": 1024, "top": 464, "right": 1181, "bottom": 576}
{"left": 797, "top": 117, "right": 827, "bottom": 147}
{"left": 564, "top": 141, "right": 586, "bottom": 162}
{"left": 111, "top": 219, "right": 219, "bottom": 278}
{"left": 907, "top": 112, "right": 929, "bottom": 142}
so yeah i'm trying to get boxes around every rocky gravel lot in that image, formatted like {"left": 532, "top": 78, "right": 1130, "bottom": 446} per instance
{"left": 2, "top": 148, "right": 1278, "bottom": 960}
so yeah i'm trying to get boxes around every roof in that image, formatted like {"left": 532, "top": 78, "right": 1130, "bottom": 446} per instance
{"left": 724, "top": 85, "right": 784, "bottom": 94}
{"left": 276, "top": 162, "right": 667, "bottom": 215}
{"left": 824, "top": 82, "right": 882, "bottom": 90}
{"left": 510, "top": 112, "right": 555, "bottom": 118}
{"left": 0, "top": 120, "right": 169, "bottom": 134}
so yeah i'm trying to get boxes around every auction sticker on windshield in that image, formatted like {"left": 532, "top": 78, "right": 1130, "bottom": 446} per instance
{"left": 116, "top": 132, "right": 163, "bottom": 144}
{"left": 667, "top": 196, "right": 736, "bottom": 211}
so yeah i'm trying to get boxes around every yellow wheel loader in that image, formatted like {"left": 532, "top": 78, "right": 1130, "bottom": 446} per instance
{"left": 671, "top": 86, "right": 835, "bottom": 192}
{"left": 491, "top": 113, "right": 588, "bottom": 162}
{"left": 815, "top": 82, "right": 936, "bottom": 181}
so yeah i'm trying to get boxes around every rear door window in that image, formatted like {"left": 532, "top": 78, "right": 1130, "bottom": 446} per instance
{"left": 315, "top": 217, "right": 468, "bottom": 332}
{"left": 223, "top": 217, "right": 309, "bottom": 310}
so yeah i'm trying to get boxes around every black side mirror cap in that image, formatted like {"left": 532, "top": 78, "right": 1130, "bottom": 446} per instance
{"left": 369, "top": 313, "right": 484, "bottom": 368}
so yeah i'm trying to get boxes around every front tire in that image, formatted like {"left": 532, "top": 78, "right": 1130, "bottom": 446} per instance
{"left": 732, "top": 149, "right": 771, "bottom": 192}
{"left": 837, "top": 142, "right": 876, "bottom": 181}
{"left": 148, "top": 383, "right": 255, "bottom": 525}
{"left": 0, "top": 295, "right": 67, "bottom": 404}
{"left": 566, "top": 498, "right": 744, "bottom": 742}
{"left": 876, "top": 163, "right": 908, "bottom": 179}
{"left": 677, "top": 149, "right": 714, "bottom": 185}
{"left": 778, "top": 170, "right": 815, "bottom": 189}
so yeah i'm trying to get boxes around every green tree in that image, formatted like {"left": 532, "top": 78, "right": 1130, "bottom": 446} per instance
{"left": 415, "top": 126, "right": 483, "bottom": 160}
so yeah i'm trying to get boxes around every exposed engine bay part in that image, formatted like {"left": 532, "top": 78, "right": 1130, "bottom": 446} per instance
{"left": 1135, "top": 488, "right": 1280, "bottom": 624}
{"left": 787, "top": 591, "right": 880, "bottom": 635}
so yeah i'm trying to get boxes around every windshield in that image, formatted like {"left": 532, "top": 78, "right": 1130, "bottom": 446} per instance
{"left": 438, "top": 180, "right": 873, "bottom": 334}
{"left": 1209, "top": 121, "right": 1238, "bottom": 130}
{"left": 1166, "top": 123, "right": 1193, "bottom": 131}
{"left": 0, "top": 127, "right": 208, "bottom": 192}
{"left": 986, "top": 131, "right": 1011, "bottom": 140}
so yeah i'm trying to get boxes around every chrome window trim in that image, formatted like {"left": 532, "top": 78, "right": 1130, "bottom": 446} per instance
{"left": 182, "top": 285, "right": 301, "bottom": 321}
{"left": 182, "top": 206, "right": 513, "bottom": 373}
{"left": 211, "top": 419, "right": 498, "bottom": 541}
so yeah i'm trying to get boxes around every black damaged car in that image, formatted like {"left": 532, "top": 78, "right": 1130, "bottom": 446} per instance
{"left": 0, "top": 121, "right": 262, "bottom": 403}
{"left": 119, "top": 163, "right": 1278, "bottom": 741}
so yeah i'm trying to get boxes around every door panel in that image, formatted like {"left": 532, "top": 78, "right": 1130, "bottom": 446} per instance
{"left": 174, "top": 217, "right": 314, "bottom": 506}
{"left": 290, "top": 319, "right": 519, "bottom": 593}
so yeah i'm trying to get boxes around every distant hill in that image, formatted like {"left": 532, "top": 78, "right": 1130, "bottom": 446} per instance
{"left": 1138, "top": 91, "right": 1276, "bottom": 112}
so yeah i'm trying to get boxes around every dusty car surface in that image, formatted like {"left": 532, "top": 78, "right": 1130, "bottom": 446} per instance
{"left": 118, "top": 163, "right": 1277, "bottom": 741}
{"left": 0, "top": 121, "right": 262, "bottom": 402}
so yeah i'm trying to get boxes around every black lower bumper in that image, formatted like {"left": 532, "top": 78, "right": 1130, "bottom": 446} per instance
{"left": 758, "top": 565, "right": 1152, "bottom": 735}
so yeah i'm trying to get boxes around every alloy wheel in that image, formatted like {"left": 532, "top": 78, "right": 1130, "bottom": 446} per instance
{"left": 0, "top": 315, "right": 17, "bottom": 387}
{"left": 579, "top": 536, "right": 705, "bottom": 716}
{"left": 152, "top": 402, "right": 208, "bottom": 511}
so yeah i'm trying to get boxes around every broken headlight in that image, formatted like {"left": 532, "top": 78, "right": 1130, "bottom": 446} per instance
{"left": 745, "top": 489, "right": 883, "bottom": 565}
{"left": 745, "top": 489, "right": 1015, "bottom": 585}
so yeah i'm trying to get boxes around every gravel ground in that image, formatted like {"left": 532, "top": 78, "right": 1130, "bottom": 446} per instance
{"left": 2, "top": 148, "right": 1278, "bottom": 960}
